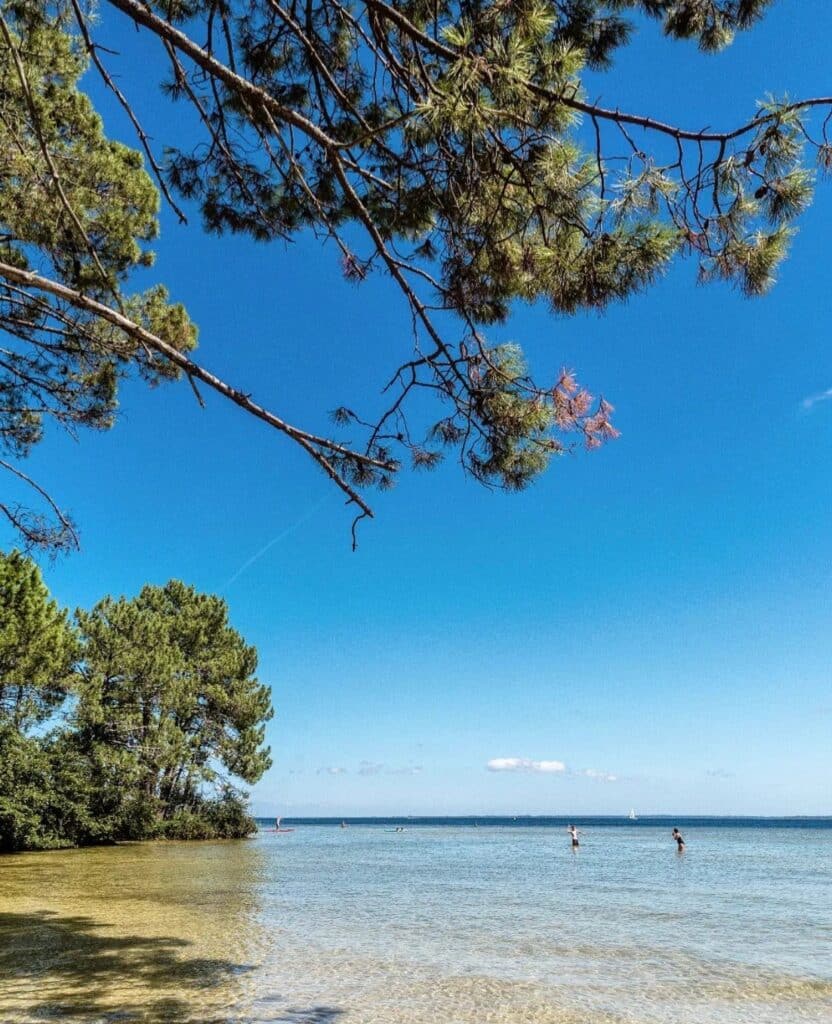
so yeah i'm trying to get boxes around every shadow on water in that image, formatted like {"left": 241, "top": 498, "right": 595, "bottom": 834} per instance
{"left": 0, "top": 911, "right": 344, "bottom": 1024}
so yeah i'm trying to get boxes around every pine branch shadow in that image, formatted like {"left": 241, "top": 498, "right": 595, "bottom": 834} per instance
{"left": 272, "top": 1011, "right": 345, "bottom": 1023}
{"left": 0, "top": 910, "right": 348, "bottom": 1023}
{"left": 0, "top": 909, "right": 250, "bottom": 1022}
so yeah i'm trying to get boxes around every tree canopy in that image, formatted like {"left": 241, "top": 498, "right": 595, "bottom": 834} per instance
{"left": 1, "top": 0, "right": 830, "bottom": 547}
{"left": 74, "top": 580, "right": 273, "bottom": 815}
{"left": 0, "top": 547, "right": 76, "bottom": 730}
{"left": 0, "top": 558, "right": 272, "bottom": 851}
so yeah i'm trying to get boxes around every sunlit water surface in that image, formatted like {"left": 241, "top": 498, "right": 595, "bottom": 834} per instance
{"left": 1, "top": 823, "right": 830, "bottom": 1023}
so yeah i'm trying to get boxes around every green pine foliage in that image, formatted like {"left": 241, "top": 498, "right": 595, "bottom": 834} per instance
{"left": 0, "top": 549, "right": 76, "bottom": 730}
{"left": 0, "top": 554, "right": 272, "bottom": 853}
{"left": 97, "top": 0, "right": 818, "bottom": 496}
{"left": 0, "top": 1, "right": 827, "bottom": 545}
{"left": 0, "top": 9, "right": 197, "bottom": 549}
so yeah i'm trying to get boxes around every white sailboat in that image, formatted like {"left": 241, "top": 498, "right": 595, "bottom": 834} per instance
{"left": 628, "top": 808, "right": 638, "bottom": 821}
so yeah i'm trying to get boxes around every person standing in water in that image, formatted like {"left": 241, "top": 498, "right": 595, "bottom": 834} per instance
{"left": 672, "top": 828, "right": 685, "bottom": 852}
{"left": 567, "top": 824, "right": 582, "bottom": 848}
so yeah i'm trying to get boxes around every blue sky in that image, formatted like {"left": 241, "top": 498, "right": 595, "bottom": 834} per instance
{"left": 9, "top": 2, "right": 832, "bottom": 816}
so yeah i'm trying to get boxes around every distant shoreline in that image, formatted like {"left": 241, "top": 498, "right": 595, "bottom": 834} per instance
{"left": 255, "top": 815, "right": 832, "bottom": 829}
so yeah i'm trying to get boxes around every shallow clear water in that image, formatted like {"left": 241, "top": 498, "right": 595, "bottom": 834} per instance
{"left": 1, "top": 823, "right": 830, "bottom": 1023}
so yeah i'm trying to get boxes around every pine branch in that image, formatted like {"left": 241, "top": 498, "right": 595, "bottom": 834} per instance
{"left": 0, "top": 261, "right": 394, "bottom": 517}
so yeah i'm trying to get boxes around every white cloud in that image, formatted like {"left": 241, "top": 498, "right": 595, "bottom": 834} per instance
{"left": 580, "top": 768, "right": 618, "bottom": 782}
{"left": 355, "top": 761, "right": 422, "bottom": 776}
{"left": 801, "top": 387, "right": 832, "bottom": 411}
{"left": 486, "top": 757, "right": 566, "bottom": 774}
{"left": 705, "top": 768, "right": 735, "bottom": 779}
{"left": 317, "top": 766, "right": 347, "bottom": 775}
{"left": 486, "top": 758, "right": 618, "bottom": 781}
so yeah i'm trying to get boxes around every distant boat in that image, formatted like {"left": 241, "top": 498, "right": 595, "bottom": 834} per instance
{"left": 628, "top": 809, "right": 638, "bottom": 821}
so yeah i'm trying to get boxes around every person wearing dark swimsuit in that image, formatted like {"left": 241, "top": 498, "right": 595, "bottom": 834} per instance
{"left": 567, "top": 824, "right": 582, "bottom": 848}
{"left": 672, "top": 828, "right": 685, "bottom": 852}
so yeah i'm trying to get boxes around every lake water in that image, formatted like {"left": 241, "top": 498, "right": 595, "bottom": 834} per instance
{"left": 0, "top": 819, "right": 830, "bottom": 1023}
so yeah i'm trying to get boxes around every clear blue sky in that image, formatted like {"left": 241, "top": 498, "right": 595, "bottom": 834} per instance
{"left": 11, "top": 2, "right": 832, "bottom": 816}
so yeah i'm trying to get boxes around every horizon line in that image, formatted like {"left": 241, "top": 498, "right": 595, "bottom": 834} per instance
{"left": 255, "top": 813, "right": 832, "bottom": 821}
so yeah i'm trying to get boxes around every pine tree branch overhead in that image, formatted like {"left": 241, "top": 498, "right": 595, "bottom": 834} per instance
{"left": 1, "top": 1, "right": 829, "bottom": 549}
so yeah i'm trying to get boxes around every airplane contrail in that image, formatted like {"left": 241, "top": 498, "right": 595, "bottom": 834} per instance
{"left": 222, "top": 494, "right": 331, "bottom": 590}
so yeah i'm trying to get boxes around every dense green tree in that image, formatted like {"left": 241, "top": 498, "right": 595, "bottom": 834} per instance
{"left": 0, "top": 724, "right": 53, "bottom": 850}
{"left": 73, "top": 580, "right": 273, "bottom": 826}
{"left": 0, "top": 720, "right": 149, "bottom": 851}
{"left": 1, "top": 1, "right": 831, "bottom": 545}
{"left": 0, "top": 549, "right": 97, "bottom": 852}
{"left": 0, "top": 727, "right": 118, "bottom": 851}
{"left": 0, "top": 557, "right": 270, "bottom": 851}
{"left": 0, "top": 548, "right": 77, "bottom": 730}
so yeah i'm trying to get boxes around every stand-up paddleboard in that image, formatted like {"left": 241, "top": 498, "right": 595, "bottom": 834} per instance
{"left": 266, "top": 818, "right": 295, "bottom": 833}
